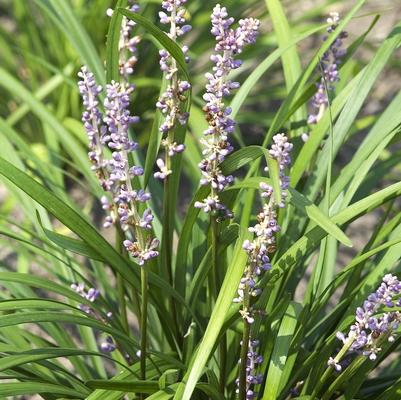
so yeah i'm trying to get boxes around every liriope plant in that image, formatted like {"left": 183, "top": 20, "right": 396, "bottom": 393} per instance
{"left": 0, "top": 0, "right": 401, "bottom": 399}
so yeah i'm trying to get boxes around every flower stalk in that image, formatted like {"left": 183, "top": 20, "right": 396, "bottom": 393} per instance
{"left": 307, "top": 12, "right": 347, "bottom": 125}
{"left": 140, "top": 267, "right": 149, "bottom": 381}
{"left": 235, "top": 134, "right": 292, "bottom": 399}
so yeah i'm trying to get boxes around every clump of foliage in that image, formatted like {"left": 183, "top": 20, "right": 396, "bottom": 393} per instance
{"left": 0, "top": 0, "right": 401, "bottom": 399}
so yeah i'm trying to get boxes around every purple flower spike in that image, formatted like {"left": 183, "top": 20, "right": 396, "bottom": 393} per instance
{"left": 235, "top": 134, "right": 292, "bottom": 397}
{"left": 197, "top": 5, "right": 260, "bottom": 220}
{"left": 107, "top": 1, "right": 141, "bottom": 79}
{"left": 78, "top": 67, "right": 159, "bottom": 265}
{"left": 235, "top": 134, "right": 292, "bottom": 306}
{"left": 235, "top": 339, "right": 264, "bottom": 399}
{"left": 155, "top": 0, "right": 191, "bottom": 181}
{"left": 329, "top": 274, "right": 401, "bottom": 370}
{"left": 308, "top": 12, "right": 347, "bottom": 125}
{"left": 78, "top": 67, "right": 110, "bottom": 191}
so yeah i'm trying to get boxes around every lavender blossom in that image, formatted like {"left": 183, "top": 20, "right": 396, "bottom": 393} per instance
{"left": 154, "top": 0, "right": 191, "bottom": 181}
{"left": 107, "top": 1, "right": 141, "bottom": 79}
{"left": 78, "top": 67, "right": 159, "bottom": 266}
{"left": 71, "top": 283, "right": 100, "bottom": 316}
{"left": 307, "top": 12, "right": 347, "bottom": 125}
{"left": 195, "top": 5, "right": 260, "bottom": 219}
{"left": 328, "top": 274, "right": 401, "bottom": 371}
{"left": 100, "top": 336, "right": 116, "bottom": 353}
{"left": 235, "top": 134, "right": 292, "bottom": 397}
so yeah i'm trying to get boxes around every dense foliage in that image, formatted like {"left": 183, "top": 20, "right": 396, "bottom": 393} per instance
{"left": 0, "top": 0, "right": 401, "bottom": 399}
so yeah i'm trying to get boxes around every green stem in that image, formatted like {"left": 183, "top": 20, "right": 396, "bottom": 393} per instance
{"left": 163, "top": 152, "right": 173, "bottom": 282}
{"left": 311, "top": 334, "right": 355, "bottom": 398}
{"left": 210, "top": 216, "right": 219, "bottom": 301}
{"left": 140, "top": 267, "right": 148, "bottom": 382}
{"left": 219, "top": 333, "right": 227, "bottom": 395}
{"left": 211, "top": 217, "right": 226, "bottom": 393}
{"left": 117, "top": 274, "right": 129, "bottom": 333}
{"left": 162, "top": 173, "right": 180, "bottom": 346}
{"left": 115, "top": 226, "right": 129, "bottom": 333}
{"left": 238, "top": 287, "right": 251, "bottom": 400}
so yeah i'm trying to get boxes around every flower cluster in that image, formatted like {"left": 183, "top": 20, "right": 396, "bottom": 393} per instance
{"left": 195, "top": 4, "right": 260, "bottom": 219}
{"left": 235, "top": 134, "right": 292, "bottom": 397}
{"left": 328, "top": 274, "right": 401, "bottom": 372}
{"left": 236, "top": 340, "right": 264, "bottom": 399}
{"left": 78, "top": 67, "right": 158, "bottom": 266}
{"left": 107, "top": 1, "right": 141, "bottom": 79}
{"left": 71, "top": 283, "right": 116, "bottom": 353}
{"left": 234, "top": 134, "right": 292, "bottom": 307}
{"left": 154, "top": 0, "right": 191, "bottom": 180}
{"left": 307, "top": 12, "right": 347, "bottom": 125}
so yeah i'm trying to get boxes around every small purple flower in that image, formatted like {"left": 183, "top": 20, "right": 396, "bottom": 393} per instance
{"left": 154, "top": 158, "right": 172, "bottom": 180}
{"left": 197, "top": 5, "right": 260, "bottom": 219}
{"left": 139, "top": 209, "right": 154, "bottom": 229}
{"left": 130, "top": 166, "right": 144, "bottom": 176}
{"left": 327, "top": 357, "right": 342, "bottom": 372}
{"left": 100, "top": 336, "right": 116, "bottom": 353}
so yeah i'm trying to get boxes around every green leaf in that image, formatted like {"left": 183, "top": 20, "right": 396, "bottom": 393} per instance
{"left": 265, "top": 0, "right": 306, "bottom": 127}
{"left": 86, "top": 380, "right": 159, "bottom": 393}
{"left": 0, "top": 382, "right": 85, "bottom": 397}
{"left": 174, "top": 228, "right": 249, "bottom": 400}
{"left": 33, "top": 0, "right": 105, "bottom": 85}
{"left": 143, "top": 108, "right": 162, "bottom": 187}
{"left": 263, "top": 302, "right": 303, "bottom": 399}
{"left": 276, "top": 180, "right": 401, "bottom": 277}
{"left": 288, "top": 188, "right": 352, "bottom": 247}
{"left": 0, "top": 67, "right": 101, "bottom": 195}
{"left": 0, "top": 347, "right": 132, "bottom": 375}
{"left": 38, "top": 213, "right": 104, "bottom": 261}
{"left": 106, "top": 0, "right": 128, "bottom": 82}
{"left": 159, "top": 369, "right": 180, "bottom": 389}
{"left": 0, "top": 156, "right": 139, "bottom": 287}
